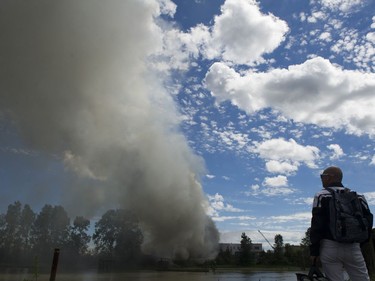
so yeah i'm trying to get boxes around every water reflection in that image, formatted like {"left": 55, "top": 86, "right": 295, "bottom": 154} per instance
{"left": 1, "top": 271, "right": 301, "bottom": 281}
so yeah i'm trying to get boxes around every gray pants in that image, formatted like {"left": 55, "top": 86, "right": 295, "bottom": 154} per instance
{"left": 320, "top": 239, "right": 370, "bottom": 281}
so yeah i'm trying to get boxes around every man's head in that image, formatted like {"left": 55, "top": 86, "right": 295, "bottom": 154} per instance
{"left": 320, "top": 166, "right": 343, "bottom": 188}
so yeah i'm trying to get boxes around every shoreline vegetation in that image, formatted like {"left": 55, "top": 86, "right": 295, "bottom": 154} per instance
{"left": 1, "top": 263, "right": 375, "bottom": 281}
{"left": 0, "top": 202, "right": 374, "bottom": 280}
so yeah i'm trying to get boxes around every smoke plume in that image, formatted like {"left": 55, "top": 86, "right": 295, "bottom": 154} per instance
{"left": 0, "top": 0, "right": 219, "bottom": 259}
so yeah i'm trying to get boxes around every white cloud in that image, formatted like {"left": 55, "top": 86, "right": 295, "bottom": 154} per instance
{"left": 213, "top": 215, "right": 256, "bottom": 222}
{"left": 251, "top": 184, "right": 260, "bottom": 191}
{"left": 157, "top": 0, "right": 177, "bottom": 16}
{"left": 263, "top": 175, "right": 288, "bottom": 187}
{"left": 370, "top": 155, "right": 375, "bottom": 166}
{"left": 206, "top": 174, "right": 216, "bottom": 179}
{"left": 261, "top": 187, "right": 295, "bottom": 196}
{"left": 319, "top": 31, "right": 332, "bottom": 42}
{"left": 207, "top": 193, "right": 243, "bottom": 216}
{"left": 159, "top": 0, "right": 289, "bottom": 68}
{"left": 214, "top": 130, "right": 250, "bottom": 150}
{"left": 246, "top": 183, "right": 295, "bottom": 197}
{"left": 265, "top": 160, "right": 299, "bottom": 175}
{"left": 202, "top": 0, "right": 289, "bottom": 64}
{"left": 252, "top": 138, "right": 320, "bottom": 168}
{"left": 327, "top": 144, "right": 344, "bottom": 160}
{"left": 363, "top": 192, "right": 375, "bottom": 206}
{"left": 205, "top": 57, "right": 375, "bottom": 137}
{"left": 328, "top": 22, "right": 374, "bottom": 72}
{"left": 366, "top": 32, "right": 375, "bottom": 43}
{"left": 270, "top": 212, "right": 311, "bottom": 223}
{"left": 290, "top": 197, "right": 314, "bottom": 206}
{"left": 319, "top": 0, "right": 364, "bottom": 13}
{"left": 299, "top": 12, "right": 307, "bottom": 22}
{"left": 307, "top": 11, "right": 327, "bottom": 23}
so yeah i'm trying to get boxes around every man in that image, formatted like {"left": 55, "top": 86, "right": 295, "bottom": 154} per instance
{"left": 310, "top": 166, "right": 373, "bottom": 281}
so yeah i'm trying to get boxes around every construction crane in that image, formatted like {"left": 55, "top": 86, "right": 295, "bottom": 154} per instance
{"left": 258, "top": 230, "right": 275, "bottom": 250}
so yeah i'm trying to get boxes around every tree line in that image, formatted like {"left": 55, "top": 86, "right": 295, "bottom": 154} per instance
{"left": 2, "top": 201, "right": 374, "bottom": 273}
{"left": 0, "top": 201, "right": 143, "bottom": 271}
{"left": 215, "top": 231, "right": 311, "bottom": 268}
{"left": 216, "top": 229, "right": 375, "bottom": 277}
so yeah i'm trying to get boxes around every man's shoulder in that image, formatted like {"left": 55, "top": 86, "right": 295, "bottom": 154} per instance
{"left": 313, "top": 189, "right": 331, "bottom": 208}
{"left": 314, "top": 188, "right": 331, "bottom": 198}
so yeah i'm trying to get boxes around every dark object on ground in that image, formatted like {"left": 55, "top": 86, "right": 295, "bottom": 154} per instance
{"left": 296, "top": 264, "right": 329, "bottom": 280}
{"left": 49, "top": 248, "right": 60, "bottom": 281}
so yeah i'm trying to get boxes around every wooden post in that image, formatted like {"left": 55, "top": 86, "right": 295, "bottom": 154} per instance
{"left": 49, "top": 248, "right": 60, "bottom": 281}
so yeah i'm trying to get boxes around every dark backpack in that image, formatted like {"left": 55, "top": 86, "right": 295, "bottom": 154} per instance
{"left": 327, "top": 187, "right": 369, "bottom": 243}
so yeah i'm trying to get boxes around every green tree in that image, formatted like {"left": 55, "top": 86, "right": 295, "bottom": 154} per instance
{"left": 68, "top": 216, "right": 91, "bottom": 256}
{"left": 215, "top": 246, "right": 234, "bottom": 265}
{"left": 3, "top": 201, "right": 23, "bottom": 262}
{"left": 274, "top": 234, "right": 284, "bottom": 251}
{"left": 272, "top": 234, "right": 287, "bottom": 265}
{"left": 32, "top": 204, "right": 70, "bottom": 261}
{"left": 0, "top": 213, "right": 6, "bottom": 262}
{"left": 239, "top": 232, "right": 253, "bottom": 266}
{"left": 93, "top": 209, "right": 143, "bottom": 264}
{"left": 299, "top": 227, "right": 311, "bottom": 269}
{"left": 0, "top": 202, "right": 36, "bottom": 264}
{"left": 19, "top": 204, "right": 36, "bottom": 253}
{"left": 284, "top": 243, "right": 300, "bottom": 266}
{"left": 300, "top": 227, "right": 311, "bottom": 247}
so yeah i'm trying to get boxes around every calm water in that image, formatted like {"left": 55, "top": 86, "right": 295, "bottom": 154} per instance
{"left": 0, "top": 270, "right": 303, "bottom": 281}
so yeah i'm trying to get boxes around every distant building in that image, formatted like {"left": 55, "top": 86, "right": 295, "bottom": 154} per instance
{"left": 219, "top": 243, "right": 263, "bottom": 255}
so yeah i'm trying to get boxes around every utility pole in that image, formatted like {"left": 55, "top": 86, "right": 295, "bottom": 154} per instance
{"left": 258, "top": 230, "right": 275, "bottom": 250}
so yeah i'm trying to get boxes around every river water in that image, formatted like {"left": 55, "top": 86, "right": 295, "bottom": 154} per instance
{"left": 0, "top": 270, "right": 304, "bottom": 281}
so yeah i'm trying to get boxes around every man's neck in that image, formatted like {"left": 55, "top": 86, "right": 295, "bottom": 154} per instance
{"left": 325, "top": 182, "right": 344, "bottom": 188}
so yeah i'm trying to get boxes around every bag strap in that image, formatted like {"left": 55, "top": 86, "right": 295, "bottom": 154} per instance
{"left": 325, "top": 186, "right": 350, "bottom": 193}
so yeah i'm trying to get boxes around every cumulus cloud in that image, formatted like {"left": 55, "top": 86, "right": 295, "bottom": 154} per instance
{"left": 252, "top": 138, "right": 320, "bottom": 168}
{"left": 263, "top": 175, "right": 288, "bottom": 187}
{"left": 207, "top": 193, "right": 243, "bottom": 217}
{"left": 307, "top": 11, "right": 327, "bottom": 23}
{"left": 366, "top": 32, "right": 375, "bottom": 43}
{"left": 203, "top": 0, "right": 289, "bottom": 64}
{"left": 370, "top": 155, "right": 375, "bottom": 166}
{"left": 265, "top": 160, "right": 299, "bottom": 175}
{"left": 290, "top": 197, "right": 314, "bottom": 206}
{"left": 327, "top": 144, "right": 344, "bottom": 159}
{"left": 158, "top": 0, "right": 289, "bottom": 69}
{"left": 270, "top": 212, "right": 311, "bottom": 223}
{"left": 363, "top": 192, "right": 375, "bottom": 206}
{"left": 251, "top": 184, "right": 261, "bottom": 192}
{"left": 246, "top": 182, "right": 294, "bottom": 197}
{"left": 319, "top": 0, "right": 364, "bottom": 13}
{"left": 205, "top": 57, "right": 375, "bottom": 137}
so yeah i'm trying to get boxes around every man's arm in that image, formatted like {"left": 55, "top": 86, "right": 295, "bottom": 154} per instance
{"left": 310, "top": 193, "right": 330, "bottom": 257}
{"left": 359, "top": 195, "right": 373, "bottom": 241}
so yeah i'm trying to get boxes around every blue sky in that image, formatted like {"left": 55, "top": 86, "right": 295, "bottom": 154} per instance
{"left": 1, "top": 0, "right": 375, "bottom": 254}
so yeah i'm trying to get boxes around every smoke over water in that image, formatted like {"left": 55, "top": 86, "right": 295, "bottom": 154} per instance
{"left": 0, "top": 0, "right": 219, "bottom": 259}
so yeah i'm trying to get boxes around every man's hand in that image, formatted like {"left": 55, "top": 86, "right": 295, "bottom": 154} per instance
{"left": 310, "top": 256, "right": 319, "bottom": 265}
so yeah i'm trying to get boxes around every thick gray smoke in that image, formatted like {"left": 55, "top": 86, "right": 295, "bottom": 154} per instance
{"left": 0, "top": 0, "right": 219, "bottom": 259}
